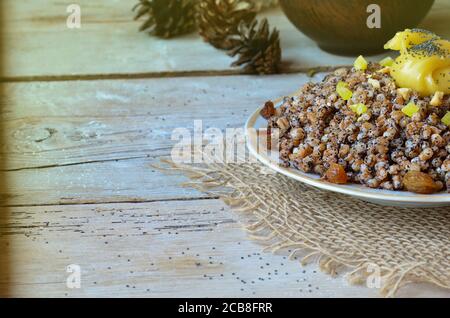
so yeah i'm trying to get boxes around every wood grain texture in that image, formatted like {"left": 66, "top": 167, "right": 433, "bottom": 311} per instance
{"left": 2, "top": 74, "right": 449, "bottom": 297}
{"left": 1, "top": 199, "right": 448, "bottom": 297}
{"left": 4, "top": 0, "right": 449, "bottom": 78}
{"left": 1, "top": 74, "right": 322, "bottom": 206}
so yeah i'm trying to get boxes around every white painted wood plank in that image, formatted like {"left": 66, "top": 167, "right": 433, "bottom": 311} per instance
{"left": 5, "top": 157, "right": 212, "bottom": 206}
{"left": 1, "top": 199, "right": 447, "bottom": 297}
{"left": 2, "top": 73, "right": 320, "bottom": 170}
{"left": 2, "top": 74, "right": 324, "bottom": 206}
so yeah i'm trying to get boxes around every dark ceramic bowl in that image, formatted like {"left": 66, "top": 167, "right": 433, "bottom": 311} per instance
{"left": 279, "top": 0, "right": 435, "bottom": 55}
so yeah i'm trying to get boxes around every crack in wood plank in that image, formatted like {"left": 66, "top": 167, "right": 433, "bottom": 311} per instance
{"left": 2, "top": 196, "right": 221, "bottom": 208}
{"left": 1, "top": 155, "right": 151, "bottom": 172}
{"left": 0, "top": 66, "right": 340, "bottom": 83}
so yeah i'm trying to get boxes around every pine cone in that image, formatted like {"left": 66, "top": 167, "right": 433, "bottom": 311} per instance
{"left": 133, "top": 0, "right": 197, "bottom": 38}
{"left": 197, "top": 0, "right": 257, "bottom": 50}
{"left": 228, "top": 19, "right": 281, "bottom": 74}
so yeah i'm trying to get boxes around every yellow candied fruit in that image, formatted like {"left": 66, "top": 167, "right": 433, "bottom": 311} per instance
{"left": 354, "top": 55, "right": 368, "bottom": 71}
{"left": 379, "top": 56, "right": 394, "bottom": 67}
{"left": 442, "top": 112, "right": 450, "bottom": 126}
{"left": 349, "top": 103, "right": 367, "bottom": 115}
{"left": 336, "top": 81, "right": 353, "bottom": 101}
{"left": 401, "top": 102, "right": 420, "bottom": 117}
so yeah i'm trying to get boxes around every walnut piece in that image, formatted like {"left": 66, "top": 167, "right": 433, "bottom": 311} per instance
{"left": 276, "top": 117, "right": 290, "bottom": 130}
{"left": 430, "top": 91, "right": 444, "bottom": 107}
{"left": 397, "top": 88, "right": 411, "bottom": 101}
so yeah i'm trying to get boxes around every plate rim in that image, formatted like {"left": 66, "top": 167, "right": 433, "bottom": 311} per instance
{"left": 245, "top": 104, "right": 450, "bottom": 204}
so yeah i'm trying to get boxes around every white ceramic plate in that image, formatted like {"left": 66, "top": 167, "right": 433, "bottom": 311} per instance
{"left": 245, "top": 105, "right": 450, "bottom": 207}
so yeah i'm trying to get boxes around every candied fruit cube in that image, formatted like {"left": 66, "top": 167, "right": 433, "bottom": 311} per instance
{"left": 336, "top": 81, "right": 346, "bottom": 90}
{"left": 442, "top": 112, "right": 450, "bottom": 126}
{"left": 354, "top": 55, "right": 368, "bottom": 71}
{"left": 336, "top": 81, "right": 353, "bottom": 101}
{"left": 349, "top": 103, "right": 367, "bottom": 115}
{"left": 379, "top": 56, "right": 394, "bottom": 67}
{"left": 401, "top": 102, "right": 419, "bottom": 117}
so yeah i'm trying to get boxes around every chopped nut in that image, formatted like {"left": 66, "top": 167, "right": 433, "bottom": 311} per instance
{"left": 367, "top": 178, "right": 380, "bottom": 188}
{"left": 339, "top": 144, "right": 350, "bottom": 157}
{"left": 397, "top": 88, "right": 411, "bottom": 101}
{"left": 430, "top": 91, "right": 444, "bottom": 107}
{"left": 297, "top": 144, "right": 313, "bottom": 158}
{"left": 290, "top": 127, "right": 305, "bottom": 146}
{"left": 418, "top": 148, "right": 433, "bottom": 161}
{"left": 276, "top": 117, "right": 290, "bottom": 130}
{"left": 260, "top": 101, "right": 275, "bottom": 119}
{"left": 333, "top": 68, "right": 348, "bottom": 76}
{"left": 431, "top": 134, "right": 445, "bottom": 147}
{"left": 368, "top": 78, "right": 380, "bottom": 89}
{"left": 442, "top": 159, "right": 450, "bottom": 172}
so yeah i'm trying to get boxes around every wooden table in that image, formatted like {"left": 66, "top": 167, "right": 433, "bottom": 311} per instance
{"left": 1, "top": 0, "right": 449, "bottom": 298}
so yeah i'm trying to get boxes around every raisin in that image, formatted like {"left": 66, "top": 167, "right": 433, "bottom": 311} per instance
{"left": 324, "top": 163, "right": 348, "bottom": 184}
{"left": 403, "top": 171, "right": 440, "bottom": 194}
{"left": 260, "top": 101, "right": 275, "bottom": 119}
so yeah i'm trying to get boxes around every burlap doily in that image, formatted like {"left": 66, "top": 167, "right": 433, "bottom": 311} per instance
{"left": 162, "top": 159, "right": 450, "bottom": 297}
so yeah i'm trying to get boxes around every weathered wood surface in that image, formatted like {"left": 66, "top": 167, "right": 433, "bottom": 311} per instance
{"left": 2, "top": 74, "right": 321, "bottom": 206}
{"left": 1, "top": 200, "right": 448, "bottom": 298}
{"left": 1, "top": 75, "right": 449, "bottom": 297}
{"left": 3, "top": 0, "right": 449, "bottom": 79}
{"left": 2, "top": 74, "right": 319, "bottom": 170}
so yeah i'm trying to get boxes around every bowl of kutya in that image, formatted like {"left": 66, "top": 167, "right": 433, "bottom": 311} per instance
{"left": 279, "top": 0, "right": 435, "bottom": 55}
{"left": 245, "top": 29, "right": 450, "bottom": 207}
